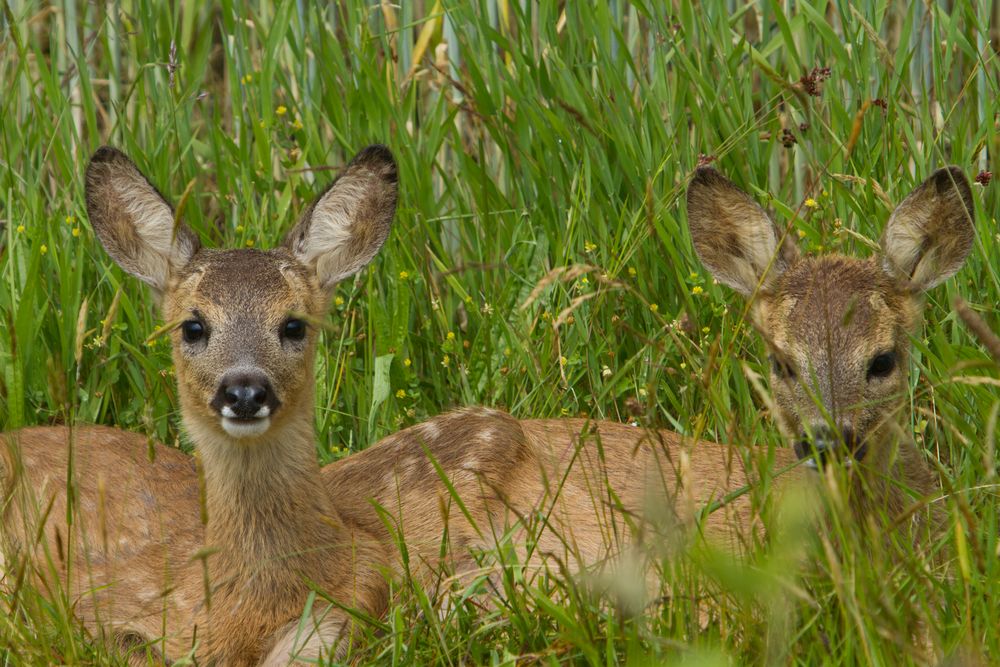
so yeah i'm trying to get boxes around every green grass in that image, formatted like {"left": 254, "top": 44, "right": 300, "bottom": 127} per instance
{"left": 1, "top": 0, "right": 998, "bottom": 664}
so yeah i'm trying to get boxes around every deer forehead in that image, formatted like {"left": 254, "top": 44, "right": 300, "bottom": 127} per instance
{"left": 762, "top": 256, "right": 913, "bottom": 358}
{"left": 166, "top": 248, "right": 320, "bottom": 322}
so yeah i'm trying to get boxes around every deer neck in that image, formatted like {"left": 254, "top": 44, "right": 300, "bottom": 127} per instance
{"left": 188, "top": 406, "right": 342, "bottom": 587}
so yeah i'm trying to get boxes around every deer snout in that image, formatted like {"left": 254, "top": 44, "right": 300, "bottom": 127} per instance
{"left": 795, "top": 424, "right": 865, "bottom": 470}
{"left": 211, "top": 370, "right": 280, "bottom": 422}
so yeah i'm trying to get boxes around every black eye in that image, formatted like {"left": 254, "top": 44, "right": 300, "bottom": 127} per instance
{"left": 868, "top": 351, "right": 896, "bottom": 379}
{"left": 181, "top": 320, "right": 205, "bottom": 343}
{"left": 770, "top": 353, "right": 796, "bottom": 380}
{"left": 283, "top": 318, "right": 306, "bottom": 341}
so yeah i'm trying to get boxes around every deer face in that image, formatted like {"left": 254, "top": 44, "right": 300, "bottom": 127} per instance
{"left": 160, "top": 248, "right": 321, "bottom": 439}
{"left": 85, "top": 145, "right": 398, "bottom": 443}
{"left": 756, "top": 257, "right": 918, "bottom": 466}
{"left": 687, "top": 167, "right": 974, "bottom": 469}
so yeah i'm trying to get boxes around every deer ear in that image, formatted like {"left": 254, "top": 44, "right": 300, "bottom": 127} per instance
{"left": 85, "top": 147, "right": 200, "bottom": 293}
{"left": 686, "top": 167, "right": 798, "bottom": 296}
{"left": 880, "top": 167, "right": 975, "bottom": 291}
{"left": 284, "top": 145, "right": 398, "bottom": 293}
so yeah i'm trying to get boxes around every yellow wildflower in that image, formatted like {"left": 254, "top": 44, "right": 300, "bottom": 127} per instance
{"left": 403, "top": 358, "right": 412, "bottom": 367}
{"left": 245, "top": 239, "right": 255, "bottom": 247}
{"left": 16, "top": 224, "right": 25, "bottom": 233}
{"left": 628, "top": 267, "right": 637, "bottom": 277}
{"left": 691, "top": 286, "right": 704, "bottom": 295}
{"left": 40, "top": 245, "right": 48, "bottom": 254}
{"left": 804, "top": 198, "right": 818, "bottom": 209}
{"left": 292, "top": 118, "right": 303, "bottom": 130}
{"left": 584, "top": 240, "right": 597, "bottom": 253}
{"left": 395, "top": 389, "right": 405, "bottom": 399}
{"left": 276, "top": 105, "right": 287, "bottom": 116}
{"left": 72, "top": 227, "right": 80, "bottom": 237}
{"left": 649, "top": 303, "right": 659, "bottom": 313}
{"left": 797, "top": 229, "right": 807, "bottom": 239}
{"left": 446, "top": 331, "right": 455, "bottom": 341}
{"left": 441, "top": 355, "right": 450, "bottom": 367}
{"left": 399, "top": 270, "right": 409, "bottom": 280}
{"left": 334, "top": 296, "right": 344, "bottom": 306}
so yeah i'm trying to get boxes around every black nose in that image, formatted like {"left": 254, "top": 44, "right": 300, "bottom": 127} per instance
{"left": 795, "top": 438, "right": 836, "bottom": 467}
{"left": 795, "top": 425, "right": 861, "bottom": 468}
{"left": 211, "top": 370, "right": 277, "bottom": 419}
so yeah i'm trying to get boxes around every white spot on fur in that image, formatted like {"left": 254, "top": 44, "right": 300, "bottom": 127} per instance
{"left": 221, "top": 416, "right": 271, "bottom": 438}
{"left": 381, "top": 470, "right": 399, "bottom": 492}
{"left": 418, "top": 421, "right": 441, "bottom": 441}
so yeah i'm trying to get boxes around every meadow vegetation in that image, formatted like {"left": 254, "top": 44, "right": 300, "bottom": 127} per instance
{"left": 1, "top": 1, "right": 998, "bottom": 664}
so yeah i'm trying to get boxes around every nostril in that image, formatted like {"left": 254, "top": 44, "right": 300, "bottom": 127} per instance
{"left": 796, "top": 436, "right": 833, "bottom": 468}
{"left": 794, "top": 440, "right": 810, "bottom": 460}
{"left": 250, "top": 385, "right": 267, "bottom": 406}
{"left": 224, "top": 386, "right": 242, "bottom": 406}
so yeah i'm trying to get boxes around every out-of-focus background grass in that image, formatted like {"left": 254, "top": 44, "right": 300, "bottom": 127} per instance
{"left": 1, "top": 1, "right": 998, "bottom": 664}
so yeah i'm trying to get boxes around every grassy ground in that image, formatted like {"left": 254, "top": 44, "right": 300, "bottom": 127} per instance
{"left": 1, "top": 0, "right": 998, "bottom": 664}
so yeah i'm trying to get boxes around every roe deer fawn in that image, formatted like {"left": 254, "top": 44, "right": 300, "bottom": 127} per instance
{"left": 686, "top": 165, "right": 975, "bottom": 528}
{"left": 0, "top": 151, "right": 972, "bottom": 664}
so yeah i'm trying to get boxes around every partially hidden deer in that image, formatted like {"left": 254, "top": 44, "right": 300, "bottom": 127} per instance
{"left": 686, "top": 165, "right": 975, "bottom": 529}
{"left": 0, "top": 149, "right": 972, "bottom": 665}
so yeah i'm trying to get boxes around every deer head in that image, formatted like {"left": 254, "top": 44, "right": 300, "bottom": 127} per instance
{"left": 686, "top": 167, "right": 974, "bottom": 472}
{"left": 85, "top": 145, "right": 398, "bottom": 447}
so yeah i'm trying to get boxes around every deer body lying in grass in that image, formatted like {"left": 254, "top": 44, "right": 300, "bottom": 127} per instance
{"left": 0, "top": 148, "right": 972, "bottom": 664}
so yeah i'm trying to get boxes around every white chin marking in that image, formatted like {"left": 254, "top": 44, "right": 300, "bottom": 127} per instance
{"left": 221, "top": 417, "right": 271, "bottom": 439}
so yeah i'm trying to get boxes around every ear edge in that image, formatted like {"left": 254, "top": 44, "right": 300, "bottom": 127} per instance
{"left": 282, "top": 143, "right": 399, "bottom": 253}
{"left": 347, "top": 143, "right": 399, "bottom": 183}
{"left": 881, "top": 166, "right": 976, "bottom": 290}
{"left": 686, "top": 167, "right": 797, "bottom": 296}
{"left": 85, "top": 146, "right": 199, "bottom": 291}
{"left": 284, "top": 144, "right": 399, "bottom": 291}
{"left": 930, "top": 165, "right": 975, "bottom": 221}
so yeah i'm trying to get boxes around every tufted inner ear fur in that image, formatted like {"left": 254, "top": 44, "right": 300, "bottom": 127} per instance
{"left": 283, "top": 145, "right": 398, "bottom": 294}
{"left": 686, "top": 167, "right": 799, "bottom": 296}
{"left": 85, "top": 146, "right": 200, "bottom": 293}
{"left": 880, "top": 166, "right": 975, "bottom": 291}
